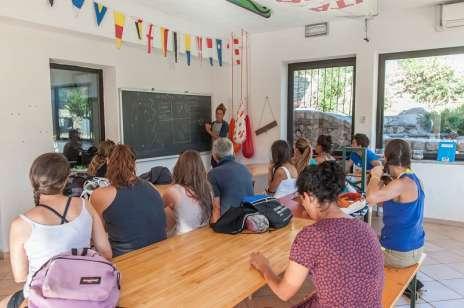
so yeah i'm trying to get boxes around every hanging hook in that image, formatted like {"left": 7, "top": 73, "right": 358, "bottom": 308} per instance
{"left": 364, "top": 18, "right": 370, "bottom": 43}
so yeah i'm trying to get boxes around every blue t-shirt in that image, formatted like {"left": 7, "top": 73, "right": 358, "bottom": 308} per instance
{"left": 350, "top": 149, "right": 379, "bottom": 171}
{"left": 208, "top": 157, "right": 254, "bottom": 215}
{"left": 380, "top": 172, "right": 425, "bottom": 252}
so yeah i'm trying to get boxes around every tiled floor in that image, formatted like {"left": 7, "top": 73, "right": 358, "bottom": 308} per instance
{"left": 1, "top": 217, "right": 464, "bottom": 307}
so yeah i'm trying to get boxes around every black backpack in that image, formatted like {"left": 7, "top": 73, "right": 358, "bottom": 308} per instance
{"left": 211, "top": 206, "right": 257, "bottom": 234}
{"left": 242, "top": 195, "right": 293, "bottom": 229}
{"left": 139, "top": 166, "right": 172, "bottom": 185}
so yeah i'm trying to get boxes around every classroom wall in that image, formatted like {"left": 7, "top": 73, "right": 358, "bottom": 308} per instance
{"left": 245, "top": 5, "right": 464, "bottom": 222}
{"left": 0, "top": 3, "right": 230, "bottom": 252}
{"left": 246, "top": 5, "right": 464, "bottom": 163}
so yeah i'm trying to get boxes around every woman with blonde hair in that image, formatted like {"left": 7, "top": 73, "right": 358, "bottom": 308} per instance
{"left": 293, "top": 137, "right": 312, "bottom": 174}
{"left": 91, "top": 145, "right": 166, "bottom": 257}
{"left": 87, "top": 140, "right": 116, "bottom": 177}
{"left": 163, "top": 150, "right": 212, "bottom": 236}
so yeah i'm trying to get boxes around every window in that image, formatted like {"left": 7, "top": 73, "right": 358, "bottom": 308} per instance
{"left": 288, "top": 58, "right": 356, "bottom": 150}
{"left": 377, "top": 47, "right": 464, "bottom": 160}
{"left": 50, "top": 63, "right": 104, "bottom": 161}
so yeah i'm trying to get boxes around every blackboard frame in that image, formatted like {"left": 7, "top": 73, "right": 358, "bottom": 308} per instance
{"left": 118, "top": 88, "right": 213, "bottom": 161}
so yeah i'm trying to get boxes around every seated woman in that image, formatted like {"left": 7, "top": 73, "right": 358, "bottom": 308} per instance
{"left": 87, "top": 139, "right": 116, "bottom": 177}
{"left": 346, "top": 133, "right": 381, "bottom": 173}
{"left": 292, "top": 137, "right": 312, "bottom": 174}
{"left": 250, "top": 161, "right": 384, "bottom": 307}
{"left": 313, "top": 135, "right": 335, "bottom": 165}
{"left": 367, "top": 139, "right": 425, "bottom": 268}
{"left": 266, "top": 140, "right": 298, "bottom": 198}
{"left": 1, "top": 153, "right": 111, "bottom": 308}
{"left": 163, "top": 150, "right": 212, "bottom": 236}
{"left": 91, "top": 145, "right": 167, "bottom": 257}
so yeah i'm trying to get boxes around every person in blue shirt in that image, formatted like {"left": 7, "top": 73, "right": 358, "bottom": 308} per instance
{"left": 366, "top": 139, "right": 425, "bottom": 269}
{"left": 208, "top": 138, "right": 254, "bottom": 223}
{"left": 346, "top": 133, "right": 381, "bottom": 172}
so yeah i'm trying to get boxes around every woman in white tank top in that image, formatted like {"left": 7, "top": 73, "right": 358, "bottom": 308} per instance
{"left": 266, "top": 140, "right": 298, "bottom": 199}
{"left": 1, "top": 153, "right": 111, "bottom": 308}
{"left": 163, "top": 150, "right": 213, "bottom": 236}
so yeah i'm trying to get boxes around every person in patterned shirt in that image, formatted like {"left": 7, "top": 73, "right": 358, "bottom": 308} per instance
{"left": 250, "top": 161, "right": 384, "bottom": 308}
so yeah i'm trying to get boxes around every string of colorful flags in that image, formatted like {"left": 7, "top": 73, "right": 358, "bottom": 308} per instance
{"left": 48, "top": 0, "right": 235, "bottom": 67}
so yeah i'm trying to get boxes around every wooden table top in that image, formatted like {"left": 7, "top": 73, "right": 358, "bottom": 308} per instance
{"left": 246, "top": 163, "right": 269, "bottom": 177}
{"left": 113, "top": 218, "right": 313, "bottom": 308}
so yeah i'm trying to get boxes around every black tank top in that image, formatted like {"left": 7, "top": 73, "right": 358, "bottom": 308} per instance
{"left": 103, "top": 179, "right": 166, "bottom": 257}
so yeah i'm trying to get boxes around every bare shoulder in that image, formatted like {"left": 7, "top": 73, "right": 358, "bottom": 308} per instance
{"left": 91, "top": 186, "right": 117, "bottom": 209}
{"left": 10, "top": 215, "right": 32, "bottom": 240}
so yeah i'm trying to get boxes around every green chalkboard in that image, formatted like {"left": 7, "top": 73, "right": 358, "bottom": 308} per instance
{"left": 121, "top": 90, "right": 212, "bottom": 159}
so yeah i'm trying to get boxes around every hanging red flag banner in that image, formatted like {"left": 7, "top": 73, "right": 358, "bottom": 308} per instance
{"left": 147, "top": 24, "right": 154, "bottom": 54}
{"left": 184, "top": 34, "right": 192, "bottom": 66}
{"left": 135, "top": 19, "right": 143, "bottom": 40}
{"left": 114, "top": 11, "right": 125, "bottom": 49}
{"left": 206, "top": 38, "right": 213, "bottom": 66}
{"left": 233, "top": 37, "right": 241, "bottom": 65}
{"left": 161, "top": 27, "right": 169, "bottom": 57}
{"left": 196, "top": 36, "right": 203, "bottom": 64}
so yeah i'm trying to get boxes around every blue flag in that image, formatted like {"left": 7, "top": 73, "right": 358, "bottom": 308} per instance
{"left": 72, "top": 0, "right": 85, "bottom": 10}
{"left": 93, "top": 2, "right": 108, "bottom": 26}
{"left": 216, "top": 39, "right": 223, "bottom": 67}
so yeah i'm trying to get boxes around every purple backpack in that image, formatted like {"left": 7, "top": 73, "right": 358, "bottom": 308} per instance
{"left": 28, "top": 248, "right": 120, "bottom": 308}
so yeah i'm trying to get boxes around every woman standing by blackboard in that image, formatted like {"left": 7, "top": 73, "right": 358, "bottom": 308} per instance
{"left": 205, "top": 104, "right": 229, "bottom": 167}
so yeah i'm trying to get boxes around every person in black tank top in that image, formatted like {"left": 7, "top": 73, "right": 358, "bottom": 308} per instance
{"left": 103, "top": 179, "right": 166, "bottom": 256}
{"left": 91, "top": 145, "right": 167, "bottom": 257}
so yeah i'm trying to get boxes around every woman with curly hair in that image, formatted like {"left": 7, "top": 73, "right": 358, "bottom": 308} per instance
{"left": 87, "top": 140, "right": 116, "bottom": 177}
{"left": 91, "top": 145, "right": 166, "bottom": 257}
{"left": 250, "top": 161, "right": 384, "bottom": 307}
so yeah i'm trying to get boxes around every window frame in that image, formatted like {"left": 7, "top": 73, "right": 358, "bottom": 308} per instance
{"left": 50, "top": 63, "right": 105, "bottom": 142}
{"left": 376, "top": 46, "right": 464, "bottom": 153}
{"left": 287, "top": 57, "right": 357, "bottom": 147}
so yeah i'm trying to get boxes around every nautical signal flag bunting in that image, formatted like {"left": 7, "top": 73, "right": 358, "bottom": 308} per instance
{"left": 114, "top": 11, "right": 126, "bottom": 49}
{"left": 93, "top": 2, "right": 108, "bottom": 26}
{"left": 184, "top": 34, "right": 192, "bottom": 66}
{"left": 72, "top": 0, "right": 85, "bottom": 10}
{"left": 46, "top": 0, "right": 232, "bottom": 66}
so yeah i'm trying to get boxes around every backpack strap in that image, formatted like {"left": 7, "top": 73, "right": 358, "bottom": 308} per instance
{"left": 37, "top": 197, "right": 71, "bottom": 224}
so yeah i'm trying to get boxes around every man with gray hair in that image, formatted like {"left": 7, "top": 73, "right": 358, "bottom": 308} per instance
{"left": 208, "top": 138, "right": 254, "bottom": 223}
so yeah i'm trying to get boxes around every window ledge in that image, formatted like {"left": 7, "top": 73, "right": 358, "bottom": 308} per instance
{"left": 412, "top": 159, "right": 464, "bottom": 166}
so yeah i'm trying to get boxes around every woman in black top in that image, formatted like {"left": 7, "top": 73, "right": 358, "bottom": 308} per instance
{"left": 91, "top": 145, "right": 166, "bottom": 257}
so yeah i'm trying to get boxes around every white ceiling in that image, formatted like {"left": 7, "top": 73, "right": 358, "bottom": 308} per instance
{"left": 134, "top": 0, "right": 448, "bottom": 33}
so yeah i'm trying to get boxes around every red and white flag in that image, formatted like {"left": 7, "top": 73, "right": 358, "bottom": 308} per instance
{"left": 233, "top": 36, "right": 241, "bottom": 65}
{"left": 196, "top": 36, "right": 203, "bottom": 64}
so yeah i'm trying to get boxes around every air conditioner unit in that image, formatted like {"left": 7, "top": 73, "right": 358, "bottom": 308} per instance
{"left": 441, "top": 2, "right": 464, "bottom": 29}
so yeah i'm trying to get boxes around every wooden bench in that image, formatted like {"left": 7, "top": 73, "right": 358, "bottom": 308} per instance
{"left": 382, "top": 254, "right": 426, "bottom": 308}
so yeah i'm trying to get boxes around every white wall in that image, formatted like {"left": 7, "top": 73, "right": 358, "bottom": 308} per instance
{"left": 246, "top": 5, "right": 464, "bottom": 163}
{"left": 245, "top": 5, "right": 464, "bottom": 223}
{"left": 413, "top": 162, "right": 464, "bottom": 222}
{"left": 0, "top": 2, "right": 230, "bottom": 251}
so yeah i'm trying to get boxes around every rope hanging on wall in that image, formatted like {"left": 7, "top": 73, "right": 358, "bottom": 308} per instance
{"left": 255, "top": 96, "right": 278, "bottom": 135}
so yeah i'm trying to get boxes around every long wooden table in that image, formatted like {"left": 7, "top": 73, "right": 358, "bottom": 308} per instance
{"left": 113, "top": 218, "right": 313, "bottom": 308}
